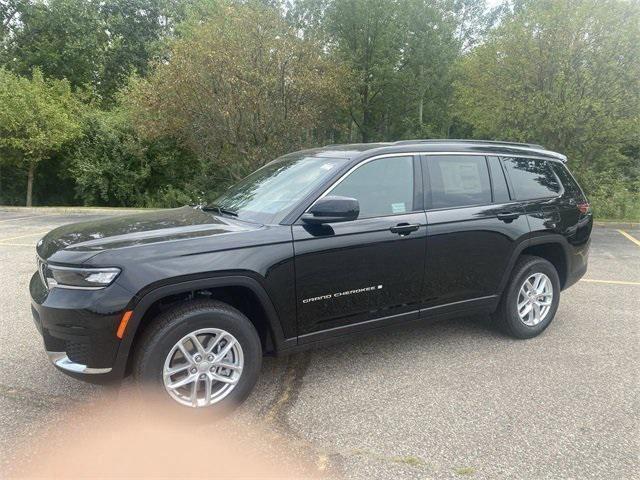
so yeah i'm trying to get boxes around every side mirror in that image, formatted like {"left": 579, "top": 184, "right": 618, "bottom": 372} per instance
{"left": 301, "top": 196, "right": 359, "bottom": 224}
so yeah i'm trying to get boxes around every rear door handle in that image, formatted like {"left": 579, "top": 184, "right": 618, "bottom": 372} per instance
{"left": 390, "top": 223, "right": 420, "bottom": 235}
{"left": 497, "top": 212, "right": 520, "bottom": 222}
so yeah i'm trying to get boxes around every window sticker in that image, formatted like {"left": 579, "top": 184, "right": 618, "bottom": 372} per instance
{"left": 391, "top": 202, "right": 406, "bottom": 214}
{"left": 439, "top": 162, "right": 483, "bottom": 194}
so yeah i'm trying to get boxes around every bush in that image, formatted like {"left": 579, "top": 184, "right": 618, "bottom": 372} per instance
{"left": 579, "top": 170, "right": 640, "bottom": 221}
{"left": 68, "top": 107, "right": 199, "bottom": 207}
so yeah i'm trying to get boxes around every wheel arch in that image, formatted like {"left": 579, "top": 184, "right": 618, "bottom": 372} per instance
{"left": 113, "top": 275, "right": 293, "bottom": 378}
{"left": 498, "top": 235, "right": 571, "bottom": 297}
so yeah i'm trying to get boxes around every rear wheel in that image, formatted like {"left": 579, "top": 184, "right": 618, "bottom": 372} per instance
{"left": 494, "top": 255, "right": 561, "bottom": 339}
{"left": 133, "top": 300, "right": 262, "bottom": 413}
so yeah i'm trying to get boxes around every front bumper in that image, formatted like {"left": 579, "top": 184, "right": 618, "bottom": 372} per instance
{"left": 46, "top": 351, "right": 112, "bottom": 374}
{"left": 30, "top": 272, "right": 133, "bottom": 384}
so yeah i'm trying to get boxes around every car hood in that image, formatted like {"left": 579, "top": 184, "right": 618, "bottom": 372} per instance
{"left": 36, "top": 206, "right": 256, "bottom": 261}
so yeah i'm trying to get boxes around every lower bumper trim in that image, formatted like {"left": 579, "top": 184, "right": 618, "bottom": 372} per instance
{"left": 47, "top": 351, "right": 112, "bottom": 374}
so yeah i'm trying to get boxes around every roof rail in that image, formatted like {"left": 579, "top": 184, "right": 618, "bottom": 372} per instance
{"left": 392, "top": 139, "right": 546, "bottom": 149}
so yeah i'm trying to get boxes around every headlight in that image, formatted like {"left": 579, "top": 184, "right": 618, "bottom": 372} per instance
{"left": 45, "top": 265, "right": 121, "bottom": 289}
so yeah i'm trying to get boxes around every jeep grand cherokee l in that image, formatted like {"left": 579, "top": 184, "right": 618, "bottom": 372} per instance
{"left": 30, "top": 140, "right": 592, "bottom": 411}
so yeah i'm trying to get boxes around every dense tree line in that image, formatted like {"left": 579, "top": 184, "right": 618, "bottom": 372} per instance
{"left": 0, "top": 0, "right": 638, "bottom": 219}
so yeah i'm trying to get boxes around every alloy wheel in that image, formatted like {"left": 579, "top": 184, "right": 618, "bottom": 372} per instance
{"left": 517, "top": 272, "right": 554, "bottom": 326}
{"left": 163, "top": 328, "right": 244, "bottom": 408}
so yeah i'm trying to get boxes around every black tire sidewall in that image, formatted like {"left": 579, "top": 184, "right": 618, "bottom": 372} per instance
{"left": 503, "top": 257, "right": 561, "bottom": 338}
{"left": 136, "top": 304, "right": 262, "bottom": 415}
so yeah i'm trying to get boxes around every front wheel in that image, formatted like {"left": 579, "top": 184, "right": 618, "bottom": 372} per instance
{"left": 133, "top": 300, "right": 262, "bottom": 413}
{"left": 494, "top": 255, "right": 561, "bottom": 339}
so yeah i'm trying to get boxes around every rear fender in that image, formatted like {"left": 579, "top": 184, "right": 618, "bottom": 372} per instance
{"left": 496, "top": 235, "right": 571, "bottom": 298}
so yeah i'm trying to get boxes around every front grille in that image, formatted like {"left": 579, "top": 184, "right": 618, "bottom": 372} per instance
{"left": 37, "top": 257, "right": 48, "bottom": 290}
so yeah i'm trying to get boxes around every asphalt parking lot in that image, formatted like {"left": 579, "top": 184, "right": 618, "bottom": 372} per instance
{"left": 0, "top": 209, "right": 638, "bottom": 479}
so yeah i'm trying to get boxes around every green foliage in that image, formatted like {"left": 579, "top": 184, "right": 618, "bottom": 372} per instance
{"left": 67, "top": 107, "right": 199, "bottom": 207}
{"left": 0, "top": 67, "right": 82, "bottom": 205}
{"left": 0, "top": 0, "right": 638, "bottom": 219}
{"left": 2, "top": 0, "right": 106, "bottom": 95}
{"left": 1, "top": 0, "right": 186, "bottom": 104}
{"left": 580, "top": 170, "right": 640, "bottom": 221}
{"left": 128, "top": 1, "right": 351, "bottom": 199}
{"left": 0, "top": 68, "right": 81, "bottom": 158}
{"left": 455, "top": 0, "right": 640, "bottom": 218}
{"left": 290, "top": 0, "right": 464, "bottom": 141}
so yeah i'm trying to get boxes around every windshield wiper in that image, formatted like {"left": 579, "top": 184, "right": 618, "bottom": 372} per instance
{"left": 201, "top": 204, "right": 238, "bottom": 217}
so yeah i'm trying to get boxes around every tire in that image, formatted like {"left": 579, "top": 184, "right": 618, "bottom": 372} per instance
{"left": 133, "top": 299, "right": 262, "bottom": 414}
{"left": 494, "top": 255, "right": 561, "bottom": 339}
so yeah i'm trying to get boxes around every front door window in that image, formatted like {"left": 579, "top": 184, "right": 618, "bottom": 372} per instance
{"left": 329, "top": 156, "right": 415, "bottom": 218}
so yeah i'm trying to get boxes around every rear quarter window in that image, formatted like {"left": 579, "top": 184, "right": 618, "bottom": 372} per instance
{"left": 551, "top": 162, "right": 584, "bottom": 199}
{"left": 501, "top": 158, "right": 562, "bottom": 200}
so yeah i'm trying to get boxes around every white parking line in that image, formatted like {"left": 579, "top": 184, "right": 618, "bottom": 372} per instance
{"left": 0, "top": 231, "right": 48, "bottom": 243}
{"left": 0, "top": 224, "right": 45, "bottom": 231}
{"left": 581, "top": 279, "right": 640, "bottom": 286}
{"left": 0, "top": 215, "right": 45, "bottom": 224}
{"left": 617, "top": 229, "right": 640, "bottom": 248}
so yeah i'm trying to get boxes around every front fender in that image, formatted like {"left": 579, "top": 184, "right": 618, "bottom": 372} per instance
{"left": 110, "top": 274, "right": 294, "bottom": 379}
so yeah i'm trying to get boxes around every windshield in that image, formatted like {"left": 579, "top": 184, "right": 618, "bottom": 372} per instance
{"left": 211, "top": 153, "right": 347, "bottom": 224}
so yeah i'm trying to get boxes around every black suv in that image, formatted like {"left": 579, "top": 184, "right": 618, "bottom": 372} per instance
{"left": 31, "top": 140, "right": 592, "bottom": 410}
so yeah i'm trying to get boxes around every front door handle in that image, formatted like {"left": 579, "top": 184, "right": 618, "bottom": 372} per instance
{"left": 390, "top": 223, "right": 420, "bottom": 235}
{"left": 497, "top": 212, "right": 520, "bottom": 222}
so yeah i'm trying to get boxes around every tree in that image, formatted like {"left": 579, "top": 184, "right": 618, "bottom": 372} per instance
{"left": 451, "top": 0, "right": 504, "bottom": 52}
{"left": 1, "top": 0, "right": 21, "bottom": 41}
{"left": 0, "top": 68, "right": 82, "bottom": 205}
{"left": 129, "top": 2, "right": 350, "bottom": 196}
{"left": 93, "top": 0, "right": 189, "bottom": 102}
{"left": 455, "top": 0, "right": 640, "bottom": 217}
{"left": 1, "top": 0, "right": 187, "bottom": 104}
{"left": 393, "top": 0, "right": 460, "bottom": 138}
{"left": 456, "top": 0, "right": 640, "bottom": 163}
{"left": 1, "top": 0, "right": 107, "bottom": 94}
{"left": 289, "top": 0, "right": 470, "bottom": 142}
{"left": 324, "top": 0, "right": 406, "bottom": 142}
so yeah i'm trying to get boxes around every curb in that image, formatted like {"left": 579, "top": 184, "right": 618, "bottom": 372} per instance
{"left": 594, "top": 221, "right": 639, "bottom": 229}
{"left": 0, "top": 206, "right": 162, "bottom": 215}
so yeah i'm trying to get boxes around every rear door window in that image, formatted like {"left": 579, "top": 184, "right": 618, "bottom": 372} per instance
{"left": 428, "top": 155, "right": 492, "bottom": 208}
{"left": 501, "top": 158, "right": 562, "bottom": 200}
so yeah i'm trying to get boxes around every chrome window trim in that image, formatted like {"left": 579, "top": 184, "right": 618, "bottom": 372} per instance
{"left": 304, "top": 151, "right": 565, "bottom": 216}
{"left": 424, "top": 200, "right": 523, "bottom": 214}
{"left": 308, "top": 153, "right": 418, "bottom": 211}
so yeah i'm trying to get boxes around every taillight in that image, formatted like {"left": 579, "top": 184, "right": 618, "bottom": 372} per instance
{"left": 577, "top": 202, "right": 591, "bottom": 214}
